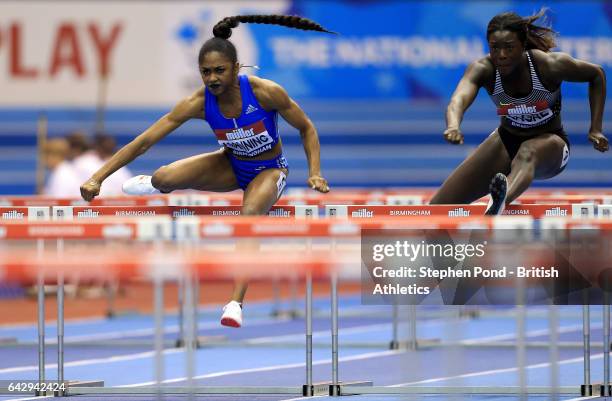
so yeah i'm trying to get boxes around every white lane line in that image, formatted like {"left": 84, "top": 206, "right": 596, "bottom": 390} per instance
{"left": 461, "top": 323, "right": 594, "bottom": 344}
{"left": 0, "top": 318, "right": 589, "bottom": 375}
{"left": 0, "top": 348, "right": 183, "bottom": 374}
{"left": 391, "top": 353, "right": 603, "bottom": 387}
{"left": 59, "top": 316, "right": 287, "bottom": 343}
{"left": 120, "top": 350, "right": 402, "bottom": 387}
{"left": 246, "top": 321, "right": 427, "bottom": 344}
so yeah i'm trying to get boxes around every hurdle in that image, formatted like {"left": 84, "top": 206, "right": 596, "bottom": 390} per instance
{"left": 1, "top": 204, "right": 611, "bottom": 396}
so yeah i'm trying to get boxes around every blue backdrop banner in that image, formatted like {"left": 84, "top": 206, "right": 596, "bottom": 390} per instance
{"left": 247, "top": 0, "right": 612, "bottom": 100}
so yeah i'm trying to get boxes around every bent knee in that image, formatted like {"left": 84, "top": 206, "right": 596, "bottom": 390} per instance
{"left": 241, "top": 204, "right": 267, "bottom": 216}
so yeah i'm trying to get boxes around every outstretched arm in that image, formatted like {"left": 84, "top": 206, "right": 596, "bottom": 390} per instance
{"left": 260, "top": 79, "right": 329, "bottom": 193}
{"left": 549, "top": 52, "right": 608, "bottom": 152}
{"left": 80, "top": 87, "right": 206, "bottom": 201}
{"left": 445, "top": 59, "right": 489, "bottom": 144}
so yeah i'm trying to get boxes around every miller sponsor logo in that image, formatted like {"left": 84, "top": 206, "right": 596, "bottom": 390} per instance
{"left": 77, "top": 209, "right": 100, "bottom": 218}
{"left": 498, "top": 100, "right": 547, "bottom": 116}
{"left": 448, "top": 208, "right": 470, "bottom": 217}
{"left": 2, "top": 210, "right": 25, "bottom": 219}
{"left": 215, "top": 121, "right": 274, "bottom": 157}
{"left": 351, "top": 208, "right": 373, "bottom": 217}
{"left": 507, "top": 104, "right": 537, "bottom": 115}
{"left": 226, "top": 127, "right": 256, "bottom": 140}
{"left": 545, "top": 207, "right": 568, "bottom": 217}
{"left": 172, "top": 208, "right": 195, "bottom": 217}
{"left": 268, "top": 209, "right": 291, "bottom": 217}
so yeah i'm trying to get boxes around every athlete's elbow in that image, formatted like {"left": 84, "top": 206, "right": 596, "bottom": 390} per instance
{"left": 591, "top": 65, "right": 606, "bottom": 85}
{"left": 598, "top": 65, "right": 606, "bottom": 84}
{"left": 299, "top": 121, "right": 316, "bottom": 139}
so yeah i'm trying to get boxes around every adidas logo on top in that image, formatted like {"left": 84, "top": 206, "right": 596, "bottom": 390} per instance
{"left": 245, "top": 104, "right": 258, "bottom": 114}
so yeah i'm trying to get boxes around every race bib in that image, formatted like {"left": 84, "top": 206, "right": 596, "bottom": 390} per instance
{"left": 497, "top": 100, "right": 554, "bottom": 128}
{"left": 214, "top": 120, "right": 274, "bottom": 157}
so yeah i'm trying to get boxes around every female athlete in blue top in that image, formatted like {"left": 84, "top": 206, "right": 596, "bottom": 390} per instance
{"left": 429, "top": 9, "right": 608, "bottom": 214}
{"left": 80, "top": 15, "right": 333, "bottom": 327}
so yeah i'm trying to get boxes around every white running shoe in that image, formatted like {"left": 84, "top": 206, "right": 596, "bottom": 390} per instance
{"left": 220, "top": 301, "right": 243, "bottom": 328}
{"left": 122, "top": 175, "right": 160, "bottom": 195}
{"left": 485, "top": 173, "right": 508, "bottom": 215}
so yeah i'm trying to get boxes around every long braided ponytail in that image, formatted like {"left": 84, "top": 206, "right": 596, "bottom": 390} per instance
{"left": 199, "top": 14, "right": 334, "bottom": 64}
{"left": 487, "top": 8, "right": 557, "bottom": 52}
{"left": 213, "top": 14, "right": 335, "bottom": 39}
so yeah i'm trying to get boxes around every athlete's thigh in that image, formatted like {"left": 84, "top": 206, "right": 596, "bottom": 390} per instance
{"left": 430, "top": 130, "right": 512, "bottom": 204}
{"left": 241, "top": 168, "right": 288, "bottom": 215}
{"left": 517, "top": 134, "right": 568, "bottom": 179}
{"left": 155, "top": 148, "right": 239, "bottom": 192}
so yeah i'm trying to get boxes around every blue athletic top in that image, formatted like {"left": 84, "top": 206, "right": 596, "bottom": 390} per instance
{"left": 204, "top": 75, "right": 280, "bottom": 157}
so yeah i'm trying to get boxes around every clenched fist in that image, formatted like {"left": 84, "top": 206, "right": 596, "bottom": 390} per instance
{"left": 80, "top": 179, "right": 101, "bottom": 202}
{"left": 307, "top": 175, "right": 330, "bottom": 193}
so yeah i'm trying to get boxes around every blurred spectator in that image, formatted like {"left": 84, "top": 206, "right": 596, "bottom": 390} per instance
{"left": 73, "top": 133, "right": 133, "bottom": 196}
{"left": 42, "top": 137, "right": 81, "bottom": 197}
{"left": 65, "top": 132, "right": 90, "bottom": 161}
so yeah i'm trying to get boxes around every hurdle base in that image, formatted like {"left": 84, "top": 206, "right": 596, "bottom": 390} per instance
{"left": 196, "top": 335, "right": 227, "bottom": 348}
{"left": 398, "top": 338, "right": 441, "bottom": 350}
{"left": 302, "top": 381, "right": 373, "bottom": 396}
{"left": 581, "top": 384, "right": 593, "bottom": 396}
{"left": 302, "top": 382, "right": 332, "bottom": 396}
{"left": 600, "top": 384, "right": 612, "bottom": 397}
{"left": 459, "top": 309, "right": 481, "bottom": 319}
{"left": 333, "top": 381, "right": 374, "bottom": 396}
{"left": 0, "top": 337, "right": 17, "bottom": 345}
{"left": 271, "top": 309, "right": 301, "bottom": 320}
{"left": 59, "top": 380, "right": 104, "bottom": 397}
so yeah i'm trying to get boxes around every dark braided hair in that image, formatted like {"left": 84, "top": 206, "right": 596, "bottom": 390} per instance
{"left": 198, "top": 14, "right": 335, "bottom": 65}
{"left": 487, "top": 8, "right": 557, "bottom": 52}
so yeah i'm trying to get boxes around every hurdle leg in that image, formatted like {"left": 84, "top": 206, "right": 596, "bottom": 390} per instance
{"left": 57, "top": 239, "right": 65, "bottom": 396}
{"left": 603, "top": 299, "right": 610, "bottom": 397}
{"left": 176, "top": 276, "right": 185, "bottom": 347}
{"left": 389, "top": 303, "right": 399, "bottom": 350}
{"left": 289, "top": 271, "right": 300, "bottom": 319}
{"left": 303, "top": 269, "right": 314, "bottom": 396}
{"left": 408, "top": 305, "right": 417, "bottom": 350}
{"left": 192, "top": 272, "right": 200, "bottom": 348}
{"left": 36, "top": 238, "right": 46, "bottom": 396}
{"left": 184, "top": 273, "right": 195, "bottom": 400}
{"left": 271, "top": 275, "right": 282, "bottom": 317}
{"left": 549, "top": 304, "right": 559, "bottom": 401}
{"left": 105, "top": 279, "right": 117, "bottom": 319}
{"left": 582, "top": 305, "right": 592, "bottom": 396}
{"left": 154, "top": 275, "right": 165, "bottom": 398}
{"left": 331, "top": 267, "right": 339, "bottom": 396}
{"left": 516, "top": 276, "right": 527, "bottom": 401}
